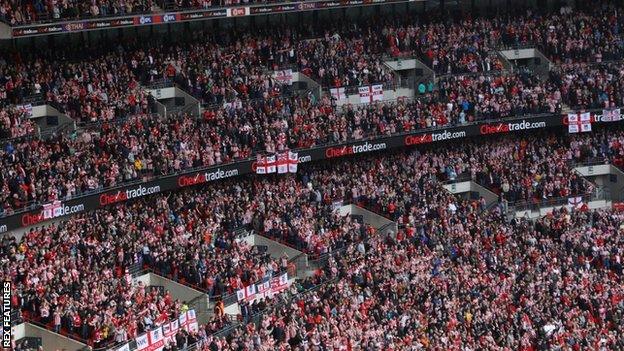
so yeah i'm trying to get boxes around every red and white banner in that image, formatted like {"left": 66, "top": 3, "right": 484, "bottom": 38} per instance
{"left": 236, "top": 284, "right": 257, "bottom": 303}
{"left": 568, "top": 196, "right": 587, "bottom": 211}
{"left": 568, "top": 112, "right": 591, "bottom": 133}
{"left": 121, "top": 310, "right": 198, "bottom": 351}
{"left": 288, "top": 151, "right": 298, "bottom": 173}
{"left": 273, "top": 69, "right": 294, "bottom": 85}
{"left": 237, "top": 273, "right": 289, "bottom": 303}
{"left": 266, "top": 155, "right": 276, "bottom": 174}
{"left": 258, "top": 152, "right": 297, "bottom": 175}
{"left": 256, "top": 155, "right": 277, "bottom": 174}
{"left": 182, "top": 309, "right": 198, "bottom": 333}
{"left": 135, "top": 328, "right": 164, "bottom": 351}
{"left": 330, "top": 87, "right": 346, "bottom": 102}
{"left": 358, "top": 84, "right": 383, "bottom": 104}
{"left": 271, "top": 273, "right": 289, "bottom": 294}
{"left": 162, "top": 320, "right": 177, "bottom": 344}
{"left": 256, "top": 155, "right": 267, "bottom": 174}
{"left": 277, "top": 152, "right": 289, "bottom": 174}
{"left": 256, "top": 280, "right": 271, "bottom": 300}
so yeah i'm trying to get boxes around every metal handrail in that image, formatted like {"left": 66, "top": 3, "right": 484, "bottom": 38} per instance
{"left": 512, "top": 191, "right": 597, "bottom": 213}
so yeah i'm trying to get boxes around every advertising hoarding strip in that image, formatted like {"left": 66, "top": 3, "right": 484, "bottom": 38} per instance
{"left": 12, "top": 0, "right": 413, "bottom": 38}
{"left": 1, "top": 113, "right": 613, "bottom": 234}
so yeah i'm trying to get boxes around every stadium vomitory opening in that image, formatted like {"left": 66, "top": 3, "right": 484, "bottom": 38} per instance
{"left": 1, "top": 0, "right": 624, "bottom": 350}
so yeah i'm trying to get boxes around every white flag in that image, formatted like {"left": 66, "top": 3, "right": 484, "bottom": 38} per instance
{"left": 288, "top": 151, "right": 299, "bottom": 173}
{"left": 330, "top": 87, "right": 346, "bottom": 101}
{"left": 256, "top": 155, "right": 267, "bottom": 174}
{"left": 236, "top": 288, "right": 245, "bottom": 302}
{"left": 135, "top": 334, "right": 149, "bottom": 351}
{"left": 266, "top": 155, "right": 277, "bottom": 174}
{"left": 580, "top": 112, "right": 591, "bottom": 132}
{"left": 277, "top": 152, "right": 288, "bottom": 174}
{"left": 371, "top": 84, "right": 384, "bottom": 102}
{"left": 359, "top": 86, "right": 372, "bottom": 104}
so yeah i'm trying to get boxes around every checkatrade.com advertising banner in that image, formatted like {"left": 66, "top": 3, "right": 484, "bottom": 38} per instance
{"left": 2, "top": 111, "right": 617, "bottom": 234}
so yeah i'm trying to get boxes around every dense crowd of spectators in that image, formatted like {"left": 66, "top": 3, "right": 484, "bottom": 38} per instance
{"left": 0, "top": 3, "right": 620, "bottom": 134}
{"left": 0, "top": 81, "right": 609, "bottom": 216}
{"left": 1, "top": 146, "right": 378, "bottom": 346}
{"left": 3, "top": 128, "right": 624, "bottom": 348}
{"left": 1, "top": 220, "right": 186, "bottom": 348}
{"left": 1, "top": 4, "right": 624, "bottom": 350}
{"left": 6, "top": 59, "right": 622, "bottom": 215}
{"left": 0, "top": 0, "right": 154, "bottom": 25}
{"left": 442, "top": 134, "right": 594, "bottom": 204}
{"left": 570, "top": 129, "right": 624, "bottom": 168}
{"left": 517, "top": 5, "right": 624, "bottom": 64}
{"left": 132, "top": 147, "right": 621, "bottom": 351}
{"left": 0, "top": 106, "right": 36, "bottom": 140}
{"left": 0, "top": 48, "right": 152, "bottom": 123}
{"left": 550, "top": 62, "right": 624, "bottom": 110}
{"left": 199, "top": 205, "right": 624, "bottom": 350}
{"left": 398, "top": 4, "right": 624, "bottom": 74}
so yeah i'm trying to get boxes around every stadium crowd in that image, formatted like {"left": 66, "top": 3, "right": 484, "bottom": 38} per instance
{"left": 1, "top": 4, "right": 622, "bottom": 107}
{"left": 4, "top": 128, "right": 624, "bottom": 349}
{"left": 4, "top": 61, "right": 622, "bottom": 215}
{"left": 570, "top": 129, "right": 624, "bottom": 168}
{"left": 0, "top": 0, "right": 155, "bottom": 24}
{"left": 196, "top": 205, "right": 624, "bottom": 351}
{"left": 0, "top": 0, "right": 300, "bottom": 25}
{"left": 449, "top": 135, "right": 594, "bottom": 204}
{"left": 0, "top": 106, "right": 36, "bottom": 140}
{"left": 0, "top": 47, "right": 152, "bottom": 123}
{"left": 1, "top": 2, "right": 624, "bottom": 351}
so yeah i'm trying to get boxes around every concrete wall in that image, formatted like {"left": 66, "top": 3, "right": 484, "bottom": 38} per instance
{"left": 500, "top": 48, "right": 543, "bottom": 61}
{"left": 499, "top": 48, "right": 551, "bottom": 77}
{"left": 29, "top": 104, "right": 75, "bottom": 134}
{"left": 576, "top": 164, "right": 624, "bottom": 202}
{"left": 249, "top": 234, "right": 304, "bottom": 262}
{"left": 384, "top": 59, "right": 420, "bottom": 71}
{"left": 12, "top": 323, "right": 87, "bottom": 351}
{"left": 385, "top": 58, "right": 435, "bottom": 88}
{"left": 337, "top": 204, "right": 397, "bottom": 234}
{"left": 292, "top": 72, "right": 322, "bottom": 100}
{"left": 134, "top": 273, "right": 206, "bottom": 305}
{"left": 152, "top": 98, "right": 167, "bottom": 117}
{"left": 147, "top": 87, "right": 201, "bottom": 117}
{"left": 148, "top": 87, "right": 176, "bottom": 100}
{"left": 0, "top": 22, "right": 10, "bottom": 39}
{"left": 515, "top": 199, "right": 612, "bottom": 220}
{"left": 134, "top": 272, "right": 210, "bottom": 324}
{"left": 443, "top": 181, "right": 499, "bottom": 207}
